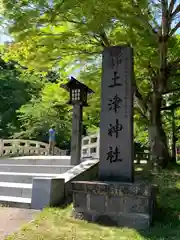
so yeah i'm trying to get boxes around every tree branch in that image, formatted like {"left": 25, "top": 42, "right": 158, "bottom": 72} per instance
{"left": 38, "top": 33, "right": 63, "bottom": 36}
{"left": 147, "top": 8, "right": 160, "bottom": 35}
{"left": 171, "top": 3, "right": 180, "bottom": 18}
{"left": 134, "top": 106, "right": 149, "bottom": 123}
{"left": 169, "top": 21, "right": 180, "bottom": 36}
{"left": 148, "top": 62, "right": 157, "bottom": 77}
{"left": 161, "top": 0, "right": 170, "bottom": 35}
{"left": 93, "top": 34, "right": 101, "bottom": 45}
{"left": 48, "top": 56, "right": 61, "bottom": 61}
{"left": 139, "top": 4, "right": 158, "bottom": 36}
{"left": 63, "top": 17, "right": 85, "bottom": 25}
{"left": 162, "top": 86, "right": 180, "bottom": 95}
{"left": 169, "top": 0, "right": 177, "bottom": 15}
{"left": 133, "top": 81, "right": 149, "bottom": 119}
{"left": 36, "top": 44, "right": 101, "bottom": 55}
{"left": 99, "top": 28, "right": 110, "bottom": 47}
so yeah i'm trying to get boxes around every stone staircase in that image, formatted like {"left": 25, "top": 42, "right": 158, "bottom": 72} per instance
{"left": 0, "top": 156, "right": 72, "bottom": 208}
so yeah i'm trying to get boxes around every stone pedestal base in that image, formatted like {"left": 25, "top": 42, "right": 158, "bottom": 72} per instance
{"left": 71, "top": 181, "right": 158, "bottom": 230}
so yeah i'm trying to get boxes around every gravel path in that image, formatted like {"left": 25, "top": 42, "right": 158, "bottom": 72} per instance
{"left": 0, "top": 207, "right": 39, "bottom": 239}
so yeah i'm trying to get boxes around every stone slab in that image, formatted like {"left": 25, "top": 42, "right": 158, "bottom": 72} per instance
{"left": 0, "top": 156, "right": 71, "bottom": 165}
{"left": 0, "top": 196, "right": 31, "bottom": 208}
{"left": 72, "top": 180, "right": 158, "bottom": 229}
{"left": 0, "top": 183, "right": 32, "bottom": 198}
{"left": 31, "top": 177, "right": 65, "bottom": 210}
{"left": 0, "top": 164, "right": 72, "bottom": 174}
{"left": 74, "top": 192, "right": 87, "bottom": 209}
{"left": 72, "top": 181, "right": 157, "bottom": 197}
{"left": 0, "top": 172, "right": 63, "bottom": 183}
{"left": 99, "top": 46, "right": 134, "bottom": 182}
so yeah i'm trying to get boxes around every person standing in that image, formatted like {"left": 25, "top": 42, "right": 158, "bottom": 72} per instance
{"left": 48, "top": 126, "right": 56, "bottom": 155}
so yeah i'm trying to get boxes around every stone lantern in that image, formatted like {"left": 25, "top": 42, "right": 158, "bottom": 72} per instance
{"left": 61, "top": 76, "right": 94, "bottom": 165}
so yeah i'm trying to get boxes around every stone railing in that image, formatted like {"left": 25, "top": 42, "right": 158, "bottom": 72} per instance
{"left": 81, "top": 132, "right": 100, "bottom": 159}
{"left": 81, "top": 132, "right": 150, "bottom": 163}
{"left": 0, "top": 139, "right": 67, "bottom": 157}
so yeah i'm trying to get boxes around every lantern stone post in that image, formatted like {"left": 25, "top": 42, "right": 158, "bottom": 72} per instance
{"left": 61, "top": 76, "right": 94, "bottom": 165}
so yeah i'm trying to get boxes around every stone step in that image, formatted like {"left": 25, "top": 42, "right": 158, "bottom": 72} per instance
{"left": 0, "top": 156, "right": 71, "bottom": 165}
{"left": 0, "top": 164, "right": 73, "bottom": 174}
{"left": 0, "top": 172, "right": 62, "bottom": 183}
{"left": 0, "top": 196, "right": 31, "bottom": 208}
{"left": 0, "top": 182, "right": 32, "bottom": 198}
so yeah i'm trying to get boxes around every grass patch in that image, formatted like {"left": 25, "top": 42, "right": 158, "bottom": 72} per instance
{"left": 5, "top": 164, "right": 180, "bottom": 240}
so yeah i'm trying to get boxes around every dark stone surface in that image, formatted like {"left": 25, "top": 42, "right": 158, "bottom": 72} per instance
{"left": 99, "top": 46, "right": 134, "bottom": 182}
{"left": 93, "top": 212, "right": 150, "bottom": 229}
{"left": 108, "top": 196, "right": 148, "bottom": 214}
{"left": 108, "top": 183, "right": 152, "bottom": 197}
{"left": 115, "top": 212, "right": 150, "bottom": 229}
{"left": 71, "top": 105, "right": 83, "bottom": 165}
{"left": 122, "top": 196, "right": 149, "bottom": 214}
{"left": 73, "top": 211, "right": 150, "bottom": 230}
{"left": 72, "top": 180, "right": 158, "bottom": 229}
{"left": 108, "top": 196, "right": 123, "bottom": 213}
{"left": 72, "top": 181, "right": 157, "bottom": 197}
{"left": 73, "top": 192, "right": 87, "bottom": 209}
{"left": 72, "top": 182, "right": 87, "bottom": 192}
{"left": 95, "top": 214, "right": 118, "bottom": 226}
{"left": 90, "top": 195, "right": 106, "bottom": 213}
{"left": 86, "top": 182, "right": 109, "bottom": 195}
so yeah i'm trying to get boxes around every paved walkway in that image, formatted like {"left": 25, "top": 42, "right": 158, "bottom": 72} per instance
{"left": 0, "top": 207, "right": 39, "bottom": 239}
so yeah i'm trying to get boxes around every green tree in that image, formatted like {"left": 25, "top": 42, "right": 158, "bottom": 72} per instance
{"left": 16, "top": 82, "right": 72, "bottom": 149}
{"left": 0, "top": 58, "right": 43, "bottom": 137}
{"left": 2, "top": 0, "right": 180, "bottom": 167}
{"left": 0, "top": 56, "right": 71, "bottom": 148}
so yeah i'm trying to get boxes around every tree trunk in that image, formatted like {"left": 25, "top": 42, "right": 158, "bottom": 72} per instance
{"left": 148, "top": 92, "right": 170, "bottom": 168}
{"left": 171, "top": 108, "right": 176, "bottom": 163}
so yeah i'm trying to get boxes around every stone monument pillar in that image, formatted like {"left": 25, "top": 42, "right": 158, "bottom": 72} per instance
{"left": 99, "top": 46, "right": 134, "bottom": 182}
{"left": 71, "top": 46, "right": 158, "bottom": 229}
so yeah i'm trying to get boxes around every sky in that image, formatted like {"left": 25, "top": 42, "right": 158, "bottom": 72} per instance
{"left": 0, "top": 26, "right": 11, "bottom": 44}
{"left": 0, "top": 34, "right": 11, "bottom": 43}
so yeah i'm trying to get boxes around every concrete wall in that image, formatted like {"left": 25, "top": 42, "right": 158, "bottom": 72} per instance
{"left": 31, "top": 159, "right": 99, "bottom": 209}
{"left": 31, "top": 178, "right": 65, "bottom": 210}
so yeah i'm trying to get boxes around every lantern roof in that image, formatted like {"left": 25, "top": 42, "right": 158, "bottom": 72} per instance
{"left": 61, "top": 76, "right": 94, "bottom": 94}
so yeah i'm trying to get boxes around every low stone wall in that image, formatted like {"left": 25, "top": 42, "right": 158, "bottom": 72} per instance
{"left": 31, "top": 159, "right": 99, "bottom": 209}
{"left": 81, "top": 133, "right": 100, "bottom": 159}
{"left": 72, "top": 181, "right": 158, "bottom": 229}
{"left": 63, "top": 160, "right": 99, "bottom": 199}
